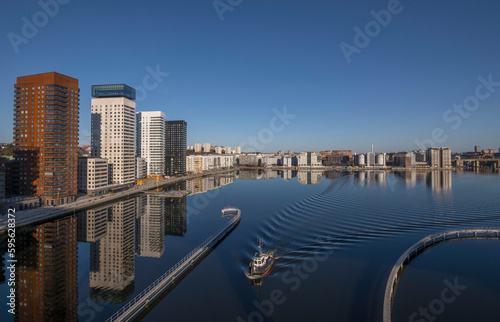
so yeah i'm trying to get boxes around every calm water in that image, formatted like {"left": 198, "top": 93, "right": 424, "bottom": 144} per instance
{"left": 1, "top": 170, "right": 500, "bottom": 321}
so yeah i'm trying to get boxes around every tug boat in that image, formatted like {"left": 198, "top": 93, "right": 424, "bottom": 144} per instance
{"left": 249, "top": 240, "right": 275, "bottom": 276}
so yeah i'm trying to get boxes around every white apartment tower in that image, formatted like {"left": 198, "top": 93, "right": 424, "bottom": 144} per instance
{"left": 136, "top": 111, "right": 166, "bottom": 176}
{"left": 91, "top": 84, "right": 136, "bottom": 185}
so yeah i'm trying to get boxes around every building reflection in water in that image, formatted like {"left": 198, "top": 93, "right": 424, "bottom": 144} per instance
{"left": 165, "top": 197, "right": 187, "bottom": 237}
{"left": 355, "top": 170, "right": 387, "bottom": 186}
{"left": 136, "top": 195, "right": 165, "bottom": 258}
{"left": 15, "top": 216, "right": 78, "bottom": 321}
{"left": 297, "top": 170, "right": 322, "bottom": 185}
{"left": 87, "top": 199, "right": 136, "bottom": 303}
{"left": 186, "top": 174, "right": 235, "bottom": 196}
{"left": 393, "top": 170, "right": 453, "bottom": 192}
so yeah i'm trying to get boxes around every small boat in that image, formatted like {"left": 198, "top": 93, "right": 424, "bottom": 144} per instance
{"left": 249, "top": 240, "right": 275, "bottom": 276}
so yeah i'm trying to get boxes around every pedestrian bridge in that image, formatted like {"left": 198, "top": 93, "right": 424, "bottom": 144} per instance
{"left": 383, "top": 228, "right": 500, "bottom": 322}
{"left": 106, "top": 207, "right": 241, "bottom": 322}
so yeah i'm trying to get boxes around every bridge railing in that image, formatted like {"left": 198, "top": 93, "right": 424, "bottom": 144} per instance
{"left": 383, "top": 227, "right": 500, "bottom": 322}
{"left": 106, "top": 209, "right": 241, "bottom": 322}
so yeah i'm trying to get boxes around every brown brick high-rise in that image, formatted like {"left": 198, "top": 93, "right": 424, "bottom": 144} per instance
{"left": 13, "top": 72, "right": 79, "bottom": 205}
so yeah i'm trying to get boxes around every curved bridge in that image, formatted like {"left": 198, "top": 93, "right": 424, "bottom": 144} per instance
{"left": 383, "top": 228, "right": 500, "bottom": 322}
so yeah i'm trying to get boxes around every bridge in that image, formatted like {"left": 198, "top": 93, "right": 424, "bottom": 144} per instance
{"left": 456, "top": 158, "right": 500, "bottom": 169}
{"left": 383, "top": 228, "right": 500, "bottom": 322}
{"left": 106, "top": 207, "right": 241, "bottom": 322}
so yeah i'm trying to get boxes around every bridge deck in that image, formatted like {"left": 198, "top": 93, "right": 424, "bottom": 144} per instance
{"left": 106, "top": 208, "right": 241, "bottom": 322}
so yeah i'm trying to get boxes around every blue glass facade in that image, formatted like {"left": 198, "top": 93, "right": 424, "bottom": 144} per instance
{"left": 91, "top": 84, "right": 136, "bottom": 100}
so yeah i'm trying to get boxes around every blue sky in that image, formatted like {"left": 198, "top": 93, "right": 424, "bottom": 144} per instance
{"left": 1, "top": 0, "right": 499, "bottom": 153}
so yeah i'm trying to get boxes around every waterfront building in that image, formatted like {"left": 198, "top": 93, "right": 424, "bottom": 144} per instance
{"left": 186, "top": 155, "right": 235, "bottom": 173}
{"left": 165, "top": 120, "right": 187, "bottom": 176}
{"left": 297, "top": 152, "right": 322, "bottom": 167}
{"left": 91, "top": 84, "right": 136, "bottom": 185}
{"left": 282, "top": 155, "right": 296, "bottom": 167}
{"left": 393, "top": 152, "right": 416, "bottom": 168}
{"left": 322, "top": 150, "right": 352, "bottom": 165}
{"left": 239, "top": 154, "right": 259, "bottom": 166}
{"left": 13, "top": 72, "right": 79, "bottom": 205}
{"left": 77, "top": 157, "right": 109, "bottom": 194}
{"left": 136, "top": 111, "right": 166, "bottom": 176}
{"left": 427, "top": 147, "right": 451, "bottom": 168}
{"left": 355, "top": 152, "right": 386, "bottom": 167}
{"left": 263, "top": 155, "right": 280, "bottom": 167}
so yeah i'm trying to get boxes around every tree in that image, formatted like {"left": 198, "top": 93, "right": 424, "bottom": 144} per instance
{"left": 0, "top": 143, "right": 14, "bottom": 156}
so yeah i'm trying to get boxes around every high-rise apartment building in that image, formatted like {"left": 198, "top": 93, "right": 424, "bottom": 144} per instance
{"left": 13, "top": 72, "right": 79, "bottom": 206}
{"left": 203, "top": 143, "right": 211, "bottom": 153}
{"left": 235, "top": 146, "right": 242, "bottom": 154}
{"left": 427, "top": 147, "right": 452, "bottom": 168}
{"left": 474, "top": 145, "right": 481, "bottom": 153}
{"left": 165, "top": 120, "right": 187, "bottom": 176}
{"left": 136, "top": 111, "right": 166, "bottom": 176}
{"left": 194, "top": 143, "right": 202, "bottom": 153}
{"left": 91, "top": 84, "right": 136, "bottom": 185}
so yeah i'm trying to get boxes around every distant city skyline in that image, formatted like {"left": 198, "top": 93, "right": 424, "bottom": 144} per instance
{"left": 2, "top": 1, "right": 500, "bottom": 153}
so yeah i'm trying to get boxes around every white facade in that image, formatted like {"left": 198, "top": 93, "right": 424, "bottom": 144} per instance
{"left": 137, "top": 111, "right": 166, "bottom": 176}
{"left": 203, "top": 143, "right": 211, "bottom": 153}
{"left": 235, "top": 146, "right": 241, "bottom": 154}
{"left": 297, "top": 152, "right": 322, "bottom": 167}
{"left": 91, "top": 97, "right": 136, "bottom": 185}
{"left": 264, "top": 155, "right": 279, "bottom": 166}
{"left": 194, "top": 143, "right": 202, "bottom": 153}
{"left": 225, "top": 146, "right": 232, "bottom": 154}
{"left": 77, "top": 157, "right": 109, "bottom": 193}
{"left": 214, "top": 146, "right": 223, "bottom": 154}
{"left": 136, "top": 157, "right": 147, "bottom": 179}
{"left": 282, "top": 155, "right": 294, "bottom": 167}
{"left": 186, "top": 155, "right": 235, "bottom": 173}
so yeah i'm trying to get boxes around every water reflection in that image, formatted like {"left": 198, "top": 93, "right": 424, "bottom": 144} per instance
{"left": 89, "top": 199, "right": 136, "bottom": 303}
{"left": 354, "top": 170, "right": 388, "bottom": 186}
{"left": 136, "top": 195, "right": 165, "bottom": 258}
{"left": 237, "top": 169, "right": 326, "bottom": 185}
{"left": 15, "top": 216, "right": 78, "bottom": 321}
{"left": 392, "top": 170, "right": 453, "bottom": 192}
{"left": 297, "top": 170, "right": 322, "bottom": 184}
{"left": 165, "top": 197, "right": 186, "bottom": 237}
